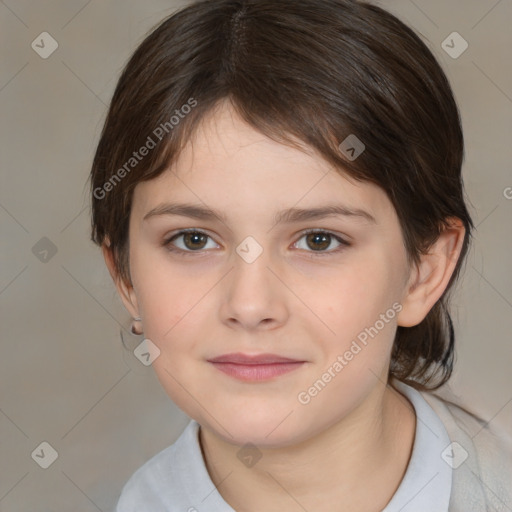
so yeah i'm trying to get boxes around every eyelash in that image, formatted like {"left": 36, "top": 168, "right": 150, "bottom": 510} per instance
{"left": 162, "top": 228, "right": 351, "bottom": 258}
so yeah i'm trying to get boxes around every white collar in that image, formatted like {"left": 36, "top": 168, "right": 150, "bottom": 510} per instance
{"left": 382, "top": 378, "right": 453, "bottom": 511}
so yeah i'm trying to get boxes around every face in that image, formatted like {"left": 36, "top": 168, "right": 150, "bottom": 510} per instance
{"left": 123, "top": 100, "right": 413, "bottom": 447}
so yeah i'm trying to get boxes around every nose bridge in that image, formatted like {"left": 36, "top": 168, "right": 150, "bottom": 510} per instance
{"left": 220, "top": 235, "right": 288, "bottom": 329}
{"left": 235, "top": 234, "right": 267, "bottom": 267}
{"left": 231, "top": 235, "right": 276, "bottom": 294}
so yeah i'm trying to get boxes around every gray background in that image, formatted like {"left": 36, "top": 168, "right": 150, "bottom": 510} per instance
{"left": 1, "top": 0, "right": 511, "bottom": 510}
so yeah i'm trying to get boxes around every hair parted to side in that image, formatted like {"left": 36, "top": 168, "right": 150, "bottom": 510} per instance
{"left": 90, "top": 0, "right": 474, "bottom": 392}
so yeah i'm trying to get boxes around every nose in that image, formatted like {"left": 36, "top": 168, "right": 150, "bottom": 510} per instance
{"left": 219, "top": 247, "right": 289, "bottom": 332}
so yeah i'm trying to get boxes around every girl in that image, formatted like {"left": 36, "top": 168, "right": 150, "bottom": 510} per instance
{"left": 90, "top": 0, "right": 512, "bottom": 510}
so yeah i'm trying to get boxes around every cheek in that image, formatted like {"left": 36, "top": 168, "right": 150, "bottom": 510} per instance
{"left": 129, "top": 247, "right": 194, "bottom": 342}
{"left": 315, "top": 257, "right": 401, "bottom": 372}
{"left": 321, "top": 257, "right": 397, "bottom": 327}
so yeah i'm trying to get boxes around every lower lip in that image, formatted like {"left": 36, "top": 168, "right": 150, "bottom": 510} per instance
{"left": 209, "top": 362, "right": 305, "bottom": 381}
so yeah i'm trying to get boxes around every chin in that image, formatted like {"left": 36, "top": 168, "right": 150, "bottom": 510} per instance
{"left": 199, "top": 406, "right": 319, "bottom": 449}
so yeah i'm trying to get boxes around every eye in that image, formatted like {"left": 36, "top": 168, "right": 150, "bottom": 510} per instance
{"left": 164, "top": 230, "right": 219, "bottom": 254}
{"left": 293, "top": 230, "right": 350, "bottom": 255}
{"left": 163, "top": 229, "right": 350, "bottom": 257}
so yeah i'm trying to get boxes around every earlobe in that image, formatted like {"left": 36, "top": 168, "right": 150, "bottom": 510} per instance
{"left": 101, "top": 243, "right": 140, "bottom": 320}
{"left": 397, "top": 218, "right": 466, "bottom": 327}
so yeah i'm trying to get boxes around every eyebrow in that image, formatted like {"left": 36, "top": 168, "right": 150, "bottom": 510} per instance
{"left": 143, "top": 202, "right": 376, "bottom": 225}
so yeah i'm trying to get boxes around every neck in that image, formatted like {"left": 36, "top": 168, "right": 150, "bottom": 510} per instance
{"left": 199, "top": 378, "right": 416, "bottom": 512}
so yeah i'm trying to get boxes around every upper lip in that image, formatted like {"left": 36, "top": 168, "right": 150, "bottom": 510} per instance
{"left": 207, "top": 353, "right": 304, "bottom": 364}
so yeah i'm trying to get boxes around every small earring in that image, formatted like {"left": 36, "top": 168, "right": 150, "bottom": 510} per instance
{"left": 120, "top": 317, "right": 144, "bottom": 352}
{"left": 131, "top": 317, "right": 143, "bottom": 335}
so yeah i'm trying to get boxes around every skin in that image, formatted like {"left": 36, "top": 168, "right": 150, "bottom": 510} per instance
{"left": 104, "top": 99, "right": 466, "bottom": 511}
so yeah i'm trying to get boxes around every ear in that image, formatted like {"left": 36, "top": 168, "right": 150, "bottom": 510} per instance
{"left": 102, "top": 241, "right": 140, "bottom": 320}
{"left": 397, "top": 218, "right": 466, "bottom": 327}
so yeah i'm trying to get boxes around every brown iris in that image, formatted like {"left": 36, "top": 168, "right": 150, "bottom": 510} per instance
{"left": 305, "top": 232, "right": 331, "bottom": 251}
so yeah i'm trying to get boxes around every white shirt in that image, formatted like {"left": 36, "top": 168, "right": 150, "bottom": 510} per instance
{"left": 382, "top": 379, "right": 452, "bottom": 511}
{"left": 116, "top": 380, "right": 452, "bottom": 511}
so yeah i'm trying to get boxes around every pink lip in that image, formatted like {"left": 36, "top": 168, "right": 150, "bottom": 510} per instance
{"left": 208, "top": 353, "right": 302, "bottom": 364}
{"left": 207, "top": 353, "right": 306, "bottom": 382}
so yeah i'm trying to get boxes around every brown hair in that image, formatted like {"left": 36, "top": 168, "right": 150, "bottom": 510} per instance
{"left": 90, "top": 0, "right": 474, "bottom": 391}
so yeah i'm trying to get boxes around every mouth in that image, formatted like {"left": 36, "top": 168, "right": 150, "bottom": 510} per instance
{"left": 207, "top": 353, "right": 306, "bottom": 382}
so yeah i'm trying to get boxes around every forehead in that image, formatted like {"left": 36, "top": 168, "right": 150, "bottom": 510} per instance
{"left": 131, "top": 101, "right": 396, "bottom": 225}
